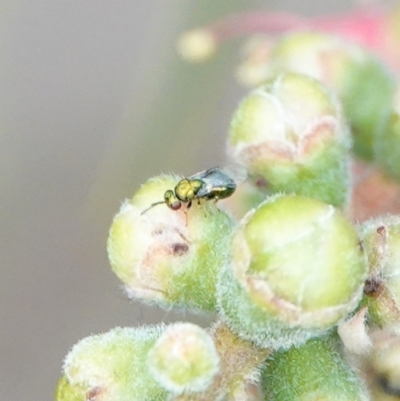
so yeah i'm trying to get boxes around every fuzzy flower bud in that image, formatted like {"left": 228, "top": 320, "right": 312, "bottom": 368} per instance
{"left": 162, "top": 321, "right": 269, "bottom": 401}
{"left": 359, "top": 216, "right": 400, "bottom": 333}
{"left": 218, "top": 194, "right": 367, "bottom": 350}
{"left": 147, "top": 323, "right": 219, "bottom": 394}
{"left": 107, "top": 175, "right": 236, "bottom": 311}
{"left": 241, "top": 32, "right": 394, "bottom": 160}
{"left": 374, "top": 80, "right": 400, "bottom": 182}
{"left": 366, "top": 331, "right": 400, "bottom": 400}
{"left": 56, "top": 376, "right": 86, "bottom": 401}
{"left": 262, "top": 336, "right": 370, "bottom": 401}
{"left": 228, "top": 72, "right": 351, "bottom": 208}
{"left": 57, "top": 326, "right": 167, "bottom": 401}
{"left": 177, "top": 29, "right": 217, "bottom": 63}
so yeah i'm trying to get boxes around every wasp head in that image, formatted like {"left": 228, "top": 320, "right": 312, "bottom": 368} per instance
{"left": 164, "top": 190, "right": 181, "bottom": 210}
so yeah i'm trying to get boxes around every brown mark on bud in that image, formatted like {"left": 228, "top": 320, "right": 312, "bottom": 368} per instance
{"left": 254, "top": 176, "right": 268, "bottom": 189}
{"left": 364, "top": 276, "right": 383, "bottom": 297}
{"left": 375, "top": 225, "right": 389, "bottom": 273}
{"left": 152, "top": 228, "right": 164, "bottom": 235}
{"left": 377, "top": 226, "right": 386, "bottom": 236}
{"left": 171, "top": 243, "right": 189, "bottom": 256}
{"left": 86, "top": 386, "right": 101, "bottom": 401}
{"left": 150, "top": 224, "right": 190, "bottom": 256}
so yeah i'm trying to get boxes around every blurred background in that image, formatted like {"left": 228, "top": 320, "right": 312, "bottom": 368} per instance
{"left": 0, "top": 1, "right": 393, "bottom": 399}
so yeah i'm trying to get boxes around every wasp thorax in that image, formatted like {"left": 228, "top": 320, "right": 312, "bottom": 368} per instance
{"left": 164, "top": 190, "right": 181, "bottom": 210}
{"left": 175, "top": 179, "right": 202, "bottom": 202}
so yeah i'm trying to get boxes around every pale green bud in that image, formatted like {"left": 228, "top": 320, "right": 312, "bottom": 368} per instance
{"left": 342, "top": 53, "right": 394, "bottom": 161}
{"left": 262, "top": 336, "right": 370, "bottom": 401}
{"left": 147, "top": 323, "right": 219, "bottom": 394}
{"left": 177, "top": 29, "right": 217, "bottom": 63}
{"left": 56, "top": 376, "right": 85, "bottom": 401}
{"left": 228, "top": 72, "right": 351, "bottom": 208}
{"left": 58, "top": 326, "right": 167, "bottom": 401}
{"left": 359, "top": 216, "right": 400, "bottom": 333}
{"left": 366, "top": 332, "right": 400, "bottom": 400}
{"left": 107, "top": 175, "right": 236, "bottom": 311}
{"left": 165, "top": 321, "right": 269, "bottom": 401}
{"left": 259, "top": 32, "right": 394, "bottom": 160}
{"left": 374, "top": 81, "right": 400, "bottom": 182}
{"left": 218, "top": 194, "right": 367, "bottom": 349}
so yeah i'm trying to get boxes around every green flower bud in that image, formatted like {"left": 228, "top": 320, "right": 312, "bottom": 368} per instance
{"left": 262, "top": 336, "right": 370, "bottom": 401}
{"left": 58, "top": 326, "right": 167, "bottom": 401}
{"left": 359, "top": 216, "right": 400, "bottom": 332}
{"left": 257, "top": 32, "right": 395, "bottom": 160}
{"left": 165, "top": 322, "right": 269, "bottom": 401}
{"left": 218, "top": 194, "right": 367, "bottom": 349}
{"left": 374, "top": 81, "right": 400, "bottom": 182}
{"left": 228, "top": 72, "right": 351, "bottom": 208}
{"left": 107, "top": 175, "right": 236, "bottom": 311}
{"left": 56, "top": 376, "right": 85, "bottom": 401}
{"left": 177, "top": 29, "right": 217, "bottom": 63}
{"left": 236, "top": 36, "right": 275, "bottom": 87}
{"left": 147, "top": 323, "right": 219, "bottom": 394}
{"left": 366, "top": 332, "right": 400, "bottom": 400}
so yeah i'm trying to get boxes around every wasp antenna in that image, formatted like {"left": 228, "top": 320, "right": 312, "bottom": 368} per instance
{"left": 140, "top": 201, "right": 166, "bottom": 215}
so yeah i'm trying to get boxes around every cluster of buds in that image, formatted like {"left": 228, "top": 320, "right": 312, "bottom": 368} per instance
{"left": 57, "top": 4, "right": 400, "bottom": 401}
{"left": 235, "top": 31, "right": 395, "bottom": 162}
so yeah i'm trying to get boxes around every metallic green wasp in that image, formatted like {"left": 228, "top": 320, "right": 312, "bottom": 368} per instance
{"left": 141, "top": 165, "right": 246, "bottom": 214}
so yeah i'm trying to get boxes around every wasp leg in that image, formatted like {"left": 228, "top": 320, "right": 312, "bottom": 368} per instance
{"left": 213, "top": 197, "right": 222, "bottom": 213}
{"left": 184, "top": 209, "right": 188, "bottom": 227}
{"left": 183, "top": 201, "right": 192, "bottom": 226}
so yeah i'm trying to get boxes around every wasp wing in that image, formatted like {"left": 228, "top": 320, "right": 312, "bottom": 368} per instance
{"left": 188, "top": 165, "right": 247, "bottom": 199}
{"left": 219, "top": 164, "right": 248, "bottom": 184}
{"left": 188, "top": 164, "right": 247, "bottom": 183}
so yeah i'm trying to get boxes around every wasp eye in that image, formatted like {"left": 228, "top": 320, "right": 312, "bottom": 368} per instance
{"left": 170, "top": 201, "right": 181, "bottom": 210}
{"left": 164, "top": 190, "right": 181, "bottom": 210}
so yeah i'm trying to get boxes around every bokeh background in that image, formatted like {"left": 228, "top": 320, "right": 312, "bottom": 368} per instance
{"left": 1, "top": 1, "right": 393, "bottom": 400}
